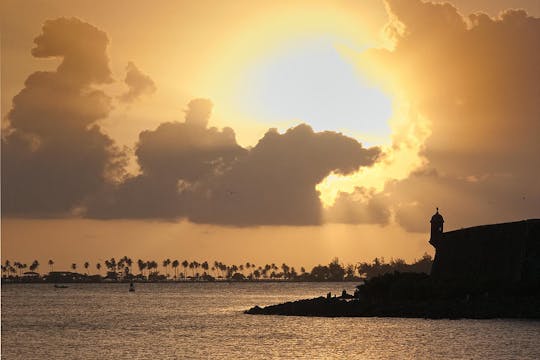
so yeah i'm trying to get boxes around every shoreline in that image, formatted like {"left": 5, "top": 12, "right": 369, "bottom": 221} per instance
{"left": 1, "top": 279, "right": 362, "bottom": 284}
{"left": 245, "top": 294, "right": 540, "bottom": 319}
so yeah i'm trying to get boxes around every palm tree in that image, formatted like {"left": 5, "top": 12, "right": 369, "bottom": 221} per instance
{"left": 201, "top": 261, "right": 209, "bottom": 275}
{"left": 13, "top": 262, "right": 21, "bottom": 277}
{"left": 96, "top": 262, "right": 102, "bottom": 274}
{"left": 163, "top": 259, "right": 171, "bottom": 278}
{"left": 172, "top": 260, "right": 179, "bottom": 280}
{"left": 84, "top": 261, "right": 90, "bottom": 275}
{"left": 118, "top": 258, "right": 125, "bottom": 272}
{"left": 108, "top": 258, "right": 117, "bottom": 273}
{"left": 71, "top": 263, "right": 77, "bottom": 272}
{"left": 147, "top": 261, "right": 158, "bottom": 277}
{"left": 290, "top": 267, "right": 297, "bottom": 279}
{"left": 137, "top": 259, "right": 146, "bottom": 277}
{"left": 48, "top": 259, "right": 54, "bottom": 273}
{"left": 281, "top": 263, "right": 290, "bottom": 280}
{"left": 125, "top": 257, "right": 133, "bottom": 274}
{"left": 29, "top": 260, "right": 40, "bottom": 273}
{"left": 182, "top": 260, "right": 189, "bottom": 279}
{"left": 220, "top": 263, "right": 227, "bottom": 278}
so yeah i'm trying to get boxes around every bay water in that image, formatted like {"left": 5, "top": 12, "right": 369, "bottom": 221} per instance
{"left": 2, "top": 282, "right": 539, "bottom": 359}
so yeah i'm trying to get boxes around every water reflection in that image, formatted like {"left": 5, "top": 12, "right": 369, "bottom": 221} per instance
{"left": 2, "top": 283, "right": 539, "bottom": 359}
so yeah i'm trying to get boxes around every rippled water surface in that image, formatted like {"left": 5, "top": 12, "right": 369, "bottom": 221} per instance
{"left": 2, "top": 283, "right": 540, "bottom": 359}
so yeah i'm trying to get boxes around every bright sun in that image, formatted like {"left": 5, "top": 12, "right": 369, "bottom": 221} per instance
{"left": 234, "top": 38, "right": 393, "bottom": 143}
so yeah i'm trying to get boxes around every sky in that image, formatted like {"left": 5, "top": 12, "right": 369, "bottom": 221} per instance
{"left": 2, "top": 0, "right": 539, "bottom": 271}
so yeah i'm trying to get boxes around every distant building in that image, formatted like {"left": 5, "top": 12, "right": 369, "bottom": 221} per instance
{"left": 22, "top": 271, "right": 40, "bottom": 278}
{"left": 429, "top": 209, "right": 540, "bottom": 284}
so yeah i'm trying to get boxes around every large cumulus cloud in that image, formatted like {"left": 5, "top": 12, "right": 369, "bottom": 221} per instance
{"left": 88, "top": 99, "right": 380, "bottom": 225}
{"left": 330, "top": 0, "right": 540, "bottom": 231}
{"left": 2, "top": 17, "right": 381, "bottom": 225}
{"left": 2, "top": 18, "right": 124, "bottom": 216}
{"left": 87, "top": 99, "right": 247, "bottom": 219}
{"left": 188, "top": 123, "right": 380, "bottom": 225}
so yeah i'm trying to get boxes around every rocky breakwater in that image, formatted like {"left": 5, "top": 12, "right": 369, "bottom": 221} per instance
{"left": 245, "top": 272, "right": 540, "bottom": 319}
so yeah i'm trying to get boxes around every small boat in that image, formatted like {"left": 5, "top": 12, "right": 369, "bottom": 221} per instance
{"left": 54, "top": 284, "right": 69, "bottom": 289}
{"left": 129, "top": 281, "right": 135, "bottom": 292}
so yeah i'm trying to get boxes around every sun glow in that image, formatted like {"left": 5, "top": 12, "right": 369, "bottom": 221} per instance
{"left": 234, "top": 38, "right": 393, "bottom": 142}
{"left": 231, "top": 37, "right": 430, "bottom": 208}
{"left": 317, "top": 101, "right": 432, "bottom": 207}
{"left": 197, "top": 7, "right": 431, "bottom": 209}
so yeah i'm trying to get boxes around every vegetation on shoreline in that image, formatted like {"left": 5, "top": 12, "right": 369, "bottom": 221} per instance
{"left": 1, "top": 254, "right": 432, "bottom": 283}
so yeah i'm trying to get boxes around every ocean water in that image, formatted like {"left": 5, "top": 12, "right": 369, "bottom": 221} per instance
{"left": 2, "top": 282, "right": 539, "bottom": 359}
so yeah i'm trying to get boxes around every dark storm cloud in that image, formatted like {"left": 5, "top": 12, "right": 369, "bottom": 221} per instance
{"left": 86, "top": 99, "right": 247, "bottom": 219}
{"left": 188, "top": 124, "right": 381, "bottom": 226}
{"left": 119, "top": 62, "right": 156, "bottom": 103}
{"left": 2, "top": 17, "right": 382, "bottom": 225}
{"left": 338, "top": 0, "right": 540, "bottom": 231}
{"left": 88, "top": 100, "right": 381, "bottom": 225}
{"left": 1, "top": 17, "right": 124, "bottom": 216}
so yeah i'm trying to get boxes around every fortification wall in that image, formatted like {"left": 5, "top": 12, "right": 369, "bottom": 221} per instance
{"left": 431, "top": 219, "right": 540, "bottom": 283}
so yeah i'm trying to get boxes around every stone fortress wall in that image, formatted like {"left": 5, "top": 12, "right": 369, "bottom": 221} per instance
{"left": 430, "top": 216, "right": 540, "bottom": 284}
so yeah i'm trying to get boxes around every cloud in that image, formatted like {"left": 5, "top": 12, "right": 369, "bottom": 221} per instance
{"left": 31, "top": 17, "right": 112, "bottom": 85}
{"left": 2, "top": 17, "right": 382, "bottom": 225}
{"left": 323, "top": 188, "right": 391, "bottom": 225}
{"left": 88, "top": 99, "right": 381, "bottom": 225}
{"left": 1, "top": 18, "right": 124, "bottom": 216}
{"left": 344, "top": 0, "right": 540, "bottom": 231}
{"left": 119, "top": 61, "right": 156, "bottom": 103}
{"left": 8, "top": 6, "right": 537, "bottom": 231}
{"left": 87, "top": 99, "right": 246, "bottom": 219}
{"left": 188, "top": 124, "right": 381, "bottom": 226}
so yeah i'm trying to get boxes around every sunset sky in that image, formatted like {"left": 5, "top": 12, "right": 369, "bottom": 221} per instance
{"left": 2, "top": 0, "right": 539, "bottom": 271}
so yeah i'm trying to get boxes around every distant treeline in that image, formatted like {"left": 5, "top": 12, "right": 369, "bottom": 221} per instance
{"left": 1, "top": 254, "right": 433, "bottom": 283}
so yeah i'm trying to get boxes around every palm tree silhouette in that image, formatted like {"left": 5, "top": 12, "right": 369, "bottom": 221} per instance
{"left": 163, "top": 259, "right": 171, "bottom": 279}
{"left": 71, "top": 263, "right": 77, "bottom": 272}
{"left": 84, "top": 261, "right": 90, "bottom": 275}
{"left": 96, "top": 262, "right": 102, "bottom": 274}
{"left": 48, "top": 259, "right": 54, "bottom": 273}
{"left": 182, "top": 260, "right": 189, "bottom": 279}
{"left": 30, "top": 260, "right": 40, "bottom": 273}
{"left": 201, "top": 261, "right": 209, "bottom": 276}
{"left": 172, "top": 260, "right": 179, "bottom": 280}
{"left": 137, "top": 259, "right": 146, "bottom": 278}
{"left": 125, "top": 257, "right": 133, "bottom": 274}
